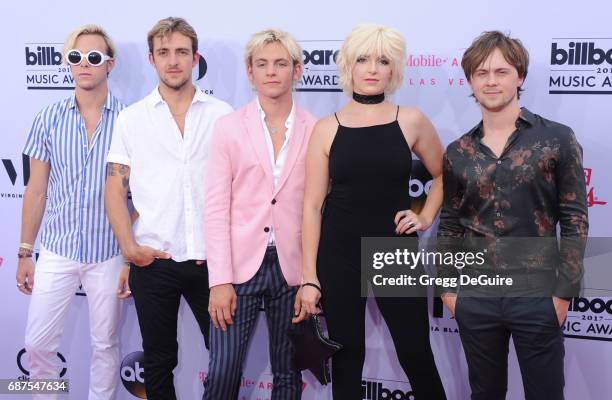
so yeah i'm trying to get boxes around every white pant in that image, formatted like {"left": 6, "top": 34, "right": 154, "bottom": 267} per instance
{"left": 24, "top": 248, "right": 124, "bottom": 400}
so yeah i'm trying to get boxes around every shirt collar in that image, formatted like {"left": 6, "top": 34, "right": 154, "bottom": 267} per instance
{"left": 469, "top": 106, "right": 534, "bottom": 139}
{"left": 518, "top": 107, "right": 536, "bottom": 126}
{"left": 68, "top": 91, "right": 117, "bottom": 111}
{"left": 148, "top": 85, "right": 208, "bottom": 108}
{"left": 103, "top": 92, "right": 118, "bottom": 111}
{"left": 193, "top": 86, "right": 209, "bottom": 103}
{"left": 255, "top": 97, "right": 295, "bottom": 130}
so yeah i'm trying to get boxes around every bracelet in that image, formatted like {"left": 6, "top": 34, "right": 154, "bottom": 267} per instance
{"left": 302, "top": 282, "right": 322, "bottom": 293}
{"left": 19, "top": 243, "right": 34, "bottom": 251}
{"left": 17, "top": 252, "right": 32, "bottom": 258}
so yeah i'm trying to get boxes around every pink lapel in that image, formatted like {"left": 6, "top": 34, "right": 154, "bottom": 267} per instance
{"left": 274, "top": 105, "right": 307, "bottom": 196}
{"left": 244, "top": 100, "right": 273, "bottom": 180}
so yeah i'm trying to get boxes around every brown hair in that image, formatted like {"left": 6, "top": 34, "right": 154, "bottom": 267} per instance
{"left": 147, "top": 17, "right": 198, "bottom": 54}
{"left": 461, "top": 31, "right": 529, "bottom": 98}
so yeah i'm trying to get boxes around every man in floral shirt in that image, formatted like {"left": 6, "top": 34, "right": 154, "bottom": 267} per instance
{"left": 438, "top": 31, "right": 588, "bottom": 400}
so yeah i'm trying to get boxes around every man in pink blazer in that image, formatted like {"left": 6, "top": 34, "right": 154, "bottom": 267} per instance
{"left": 203, "top": 29, "right": 317, "bottom": 400}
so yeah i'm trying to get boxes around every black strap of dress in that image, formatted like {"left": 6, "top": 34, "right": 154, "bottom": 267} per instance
{"left": 334, "top": 106, "right": 399, "bottom": 125}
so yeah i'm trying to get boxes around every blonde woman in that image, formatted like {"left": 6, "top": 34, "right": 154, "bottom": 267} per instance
{"left": 295, "top": 24, "right": 447, "bottom": 399}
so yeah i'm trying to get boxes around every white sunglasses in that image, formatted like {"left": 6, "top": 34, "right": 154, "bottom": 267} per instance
{"left": 66, "top": 49, "right": 112, "bottom": 66}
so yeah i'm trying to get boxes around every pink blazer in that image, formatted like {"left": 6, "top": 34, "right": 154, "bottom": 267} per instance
{"left": 205, "top": 100, "right": 317, "bottom": 287}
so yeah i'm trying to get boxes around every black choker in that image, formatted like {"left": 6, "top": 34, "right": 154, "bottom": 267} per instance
{"left": 352, "top": 92, "right": 385, "bottom": 104}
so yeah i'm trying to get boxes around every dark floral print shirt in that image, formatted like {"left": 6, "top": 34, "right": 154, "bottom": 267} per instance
{"left": 438, "top": 108, "right": 588, "bottom": 298}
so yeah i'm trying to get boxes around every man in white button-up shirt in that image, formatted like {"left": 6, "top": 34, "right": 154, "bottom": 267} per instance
{"left": 104, "top": 18, "right": 231, "bottom": 400}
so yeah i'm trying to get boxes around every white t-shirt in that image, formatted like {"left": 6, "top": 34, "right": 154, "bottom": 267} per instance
{"left": 107, "top": 86, "right": 232, "bottom": 262}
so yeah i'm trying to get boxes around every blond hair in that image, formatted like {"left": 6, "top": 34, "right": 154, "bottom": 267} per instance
{"left": 63, "top": 24, "right": 117, "bottom": 63}
{"left": 245, "top": 29, "right": 303, "bottom": 69}
{"left": 148, "top": 17, "right": 198, "bottom": 54}
{"left": 337, "top": 24, "right": 406, "bottom": 95}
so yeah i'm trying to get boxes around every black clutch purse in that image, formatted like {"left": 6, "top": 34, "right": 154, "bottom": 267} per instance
{"left": 288, "top": 314, "right": 343, "bottom": 385}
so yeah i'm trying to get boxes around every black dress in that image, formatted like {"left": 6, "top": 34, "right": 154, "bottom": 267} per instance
{"left": 316, "top": 107, "right": 446, "bottom": 399}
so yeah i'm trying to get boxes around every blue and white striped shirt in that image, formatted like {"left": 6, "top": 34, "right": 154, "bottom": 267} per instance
{"left": 23, "top": 92, "right": 125, "bottom": 263}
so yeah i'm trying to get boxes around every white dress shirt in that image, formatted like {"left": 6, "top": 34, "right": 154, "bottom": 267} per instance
{"left": 256, "top": 97, "right": 295, "bottom": 245}
{"left": 107, "top": 86, "right": 232, "bottom": 262}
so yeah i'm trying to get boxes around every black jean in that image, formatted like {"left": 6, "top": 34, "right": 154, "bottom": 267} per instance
{"left": 456, "top": 296, "right": 565, "bottom": 400}
{"left": 129, "top": 258, "right": 210, "bottom": 400}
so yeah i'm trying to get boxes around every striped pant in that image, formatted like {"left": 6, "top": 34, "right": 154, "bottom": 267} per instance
{"left": 203, "top": 246, "right": 302, "bottom": 400}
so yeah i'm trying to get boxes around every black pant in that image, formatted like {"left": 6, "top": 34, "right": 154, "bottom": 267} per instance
{"left": 319, "top": 261, "right": 446, "bottom": 400}
{"left": 456, "top": 296, "right": 565, "bottom": 400}
{"left": 129, "top": 259, "right": 210, "bottom": 400}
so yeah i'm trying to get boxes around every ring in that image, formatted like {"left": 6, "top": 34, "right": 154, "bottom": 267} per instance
{"left": 408, "top": 222, "right": 416, "bottom": 228}
{"left": 16, "top": 283, "right": 24, "bottom": 288}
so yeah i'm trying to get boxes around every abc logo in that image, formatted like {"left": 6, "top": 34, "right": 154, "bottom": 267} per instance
{"left": 17, "top": 348, "right": 67, "bottom": 377}
{"left": 120, "top": 351, "right": 146, "bottom": 399}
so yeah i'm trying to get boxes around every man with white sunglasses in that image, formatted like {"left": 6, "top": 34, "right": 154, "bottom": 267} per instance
{"left": 16, "top": 24, "right": 126, "bottom": 399}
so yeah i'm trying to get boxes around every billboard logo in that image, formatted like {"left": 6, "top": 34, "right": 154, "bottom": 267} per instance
{"left": 25, "top": 42, "right": 74, "bottom": 90}
{"left": 409, "top": 159, "right": 433, "bottom": 215}
{"left": 549, "top": 38, "right": 612, "bottom": 94}
{"left": 362, "top": 379, "right": 415, "bottom": 400}
{"left": 297, "top": 40, "right": 342, "bottom": 92}
{"left": 564, "top": 297, "right": 612, "bottom": 341}
{"left": 551, "top": 42, "right": 612, "bottom": 66}
{"left": 25, "top": 46, "right": 62, "bottom": 66}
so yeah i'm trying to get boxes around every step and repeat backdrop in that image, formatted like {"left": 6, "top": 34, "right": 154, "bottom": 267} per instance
{"left": 1, "top": 1, "right": 611, "bottom": 399}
